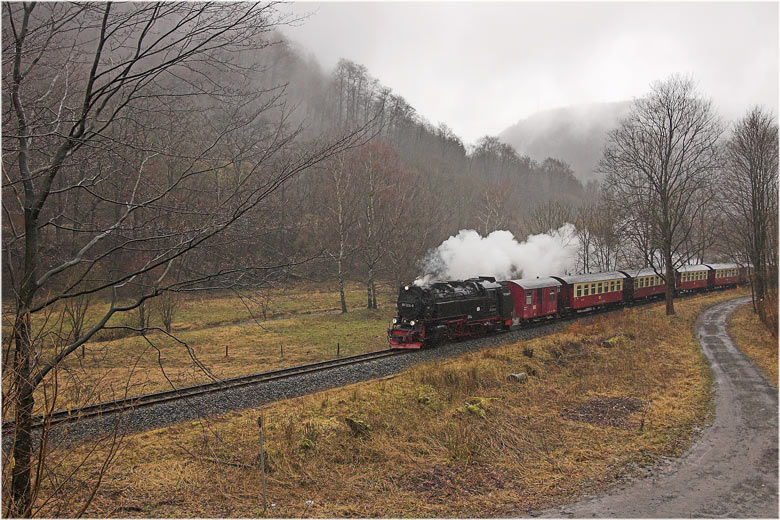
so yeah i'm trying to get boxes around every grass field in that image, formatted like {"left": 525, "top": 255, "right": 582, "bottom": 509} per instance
{"left": 2, "top": 282, "right": 396, "bottom": 339}
{"left": 729, "top": 302, "right": 778, "bottom": 386}
{"left": 3, "top": 283, "right": 396, "bottom": 413}
{"left": 34, "top": 288, "right": 749, "bottom": 517}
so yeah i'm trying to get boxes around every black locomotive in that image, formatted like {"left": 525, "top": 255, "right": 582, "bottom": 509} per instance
{"left": 388, "top": 276, "right": 513, "bottom": 348}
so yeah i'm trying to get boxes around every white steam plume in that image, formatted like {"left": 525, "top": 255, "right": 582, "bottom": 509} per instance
{"left": 414, "top": 224, "right": 578, "bottom": 284}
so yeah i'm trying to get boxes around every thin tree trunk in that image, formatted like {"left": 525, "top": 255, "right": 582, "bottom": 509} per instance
{"left": 665, "top": 259, "right": 675, "bottom": 316}
{"left": 338, "top": 274, "right": 347, "bottom": 314}
{"left": 11, "top": 314, "right": 34, "bottom": 517}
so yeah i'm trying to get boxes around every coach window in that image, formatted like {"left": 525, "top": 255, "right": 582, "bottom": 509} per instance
{"left": 584, "top": 284, "right": 589, "bottom": 296}
{"left": 576, "top": 285, "right": 582, "bottom": 297}
{"left": 590, "top": 283, "right": 596, "bottom": 294}
{"left": 526, "top": 292, "right": 532, "bottom": 305}
{"left": 549, "top": 289, "right": 555, "bottom": 301}
{"left": 596, "top": 282, "right": 601, "bottom": 293}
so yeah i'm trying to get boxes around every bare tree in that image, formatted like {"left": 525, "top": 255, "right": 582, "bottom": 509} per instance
{"left": 476, "top": 181, "right": 512, "bottom": 235}
{"left": 575, "top": 198, "right": 627, "bottom": 273}
{"left": 600, "top": 76, "right": 723, "bottom": 315}
{"left": 63, "top": 294, "right": 90, "bottom": 359}
{"left": 722, "top": 107, "right": 778, "bottom": 329}
{"left": 317, "top": 151, "right": 358, "bottom": 313}
{"left": 525, "top": 200, "right": 574, "bottom": 236}
{"left": 2, "top": 3, "right": 373, "bottom": 516}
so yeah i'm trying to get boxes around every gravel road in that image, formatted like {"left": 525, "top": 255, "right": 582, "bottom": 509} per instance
{"left": 535, "top": 296, "right": 778, "bottom": 518}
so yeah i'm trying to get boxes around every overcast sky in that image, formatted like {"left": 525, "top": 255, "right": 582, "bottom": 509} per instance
{"left": 279, "top": 2, "right": 778, "bottom": 145}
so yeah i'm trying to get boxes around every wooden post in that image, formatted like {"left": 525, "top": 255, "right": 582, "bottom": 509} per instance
{"left": 258, "top": 416, "right": 267, "bottom": 514}
{"left": 280, "top": 344, "right": 284, "bottom": 358}
{"left": 337, "top": 342, "right": 340, "bottom": 358}
{"left": 225, "top": 345, "right": 228, "bottom": 357}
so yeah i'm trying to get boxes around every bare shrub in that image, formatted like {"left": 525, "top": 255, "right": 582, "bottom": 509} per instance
{"left": 155, "top": 292, "right": 181, "bottom": 333}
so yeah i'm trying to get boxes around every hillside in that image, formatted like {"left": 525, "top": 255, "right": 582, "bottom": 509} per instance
{"left": 499, "top": 101, "right": 632, "bottom": 183}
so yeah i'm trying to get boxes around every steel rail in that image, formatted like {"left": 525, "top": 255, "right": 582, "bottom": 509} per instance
{"left": 3, "top": 348, "right": 407, "bottom": 431}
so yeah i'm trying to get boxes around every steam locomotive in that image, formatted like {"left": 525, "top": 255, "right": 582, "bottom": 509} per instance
{"left": 387, "top": 263, "right": 749, "bottom": 349}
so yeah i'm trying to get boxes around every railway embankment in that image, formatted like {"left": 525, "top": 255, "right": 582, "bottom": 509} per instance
{"left": 34, "top": 289, "right": 749, "bottom": 517}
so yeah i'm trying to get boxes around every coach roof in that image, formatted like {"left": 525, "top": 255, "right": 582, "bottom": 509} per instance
{"left": 553, "top": 271, "right": 629, "bottom": 284}
{"left": 621, "top": 267, "right": 665, "bottom": 278}
{"left": 507, "top": 277, "right": 562, "bottom": 289}
{"left": 677, "top": 264, "right": 711, "bottom": 273}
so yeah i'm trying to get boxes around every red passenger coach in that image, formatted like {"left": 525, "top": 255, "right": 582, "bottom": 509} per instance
{"left": 507, "top": 277, "right": 561, "bottom": 323}
{"left": 676, "top": 265, "right": 710, "bottom": 292}
{"left": 621, "top": 268, "right": 666, "bottom": 300}
{"left": 552, "top": 271, "right": 629, "bottom": 313}
{"left": 706, "top": 263, "right": 741, "bottom": 288}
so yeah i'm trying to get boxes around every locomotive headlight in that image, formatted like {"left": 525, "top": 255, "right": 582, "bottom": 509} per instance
{"left": 392, "top": 318, "right": 397, "bottom": 324}
{"left": 404, "top": 285, "right": 409, "bottom": 291}
{"left": 410, "top": 320, "right": 416, "bottom": 326}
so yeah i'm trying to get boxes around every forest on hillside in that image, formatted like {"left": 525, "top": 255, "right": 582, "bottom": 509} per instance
{"left": 3, "top": 5, "right": 775, "bottom": 317}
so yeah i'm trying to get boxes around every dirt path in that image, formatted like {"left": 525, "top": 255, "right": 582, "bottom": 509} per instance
{"left": 536, "top": 296, "right": 778, "bottom": 518}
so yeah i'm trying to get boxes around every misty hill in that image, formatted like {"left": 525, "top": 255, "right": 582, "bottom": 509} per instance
{"left": 499, "top": 101, "right": 632, "bottom": 184}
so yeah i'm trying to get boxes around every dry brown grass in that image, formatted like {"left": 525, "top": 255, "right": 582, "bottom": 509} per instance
{"left": 35, "top": 289, "right": 747, "bottom": 517}
{"left": 29, "top": 305, "right": 395, "bottom": 411}
{"left": 729, "top": 302, "right": 778, "bottom": 387}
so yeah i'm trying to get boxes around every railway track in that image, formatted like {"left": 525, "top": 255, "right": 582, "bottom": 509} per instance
{"left": 3, "top": 286, "right": 739, "bottom": 436}
{"left": 2, "top": 348, "right": 407, "bottom": 432}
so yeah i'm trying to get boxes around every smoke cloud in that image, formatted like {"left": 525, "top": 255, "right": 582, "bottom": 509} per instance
{"left": 415, "top": 224, "right": 579, "bottom": 284}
